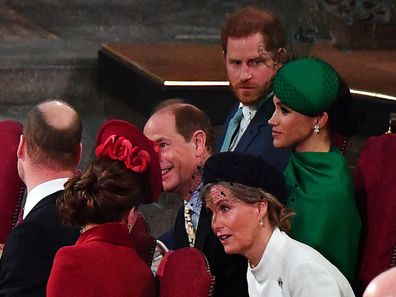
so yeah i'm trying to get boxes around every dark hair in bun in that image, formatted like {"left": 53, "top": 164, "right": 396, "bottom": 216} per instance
{"left": 327, "top": 77, "right": 357, "bottom": 137}
{"left": 58, "top": 157, "right": 147, "bottom": 226}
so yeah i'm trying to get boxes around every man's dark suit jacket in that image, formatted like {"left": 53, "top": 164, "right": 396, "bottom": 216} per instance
{"left": 0, "top": 191, "right": 79, "bottom": 297}
{"left": 174, "top": 205, "right": 248, "bottom": 297}
{"left": 218, "top": 96, "right": 291, "bottom": 171}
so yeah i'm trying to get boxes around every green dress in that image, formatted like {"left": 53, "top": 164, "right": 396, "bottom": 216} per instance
{"left": 284, "top": 147, "right": 361, "bottom": 283}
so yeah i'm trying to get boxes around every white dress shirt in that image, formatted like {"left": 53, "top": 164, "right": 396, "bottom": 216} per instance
{"left": 23, "top": 178, "right": 69, "bottom": 219}
{"left": 184, "top": 185, "right": 203, "bottom": 230}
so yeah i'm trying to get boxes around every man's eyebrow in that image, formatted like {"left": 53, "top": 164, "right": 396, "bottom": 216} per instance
{"left": 154, "top": 136, "right": 170, "bottom": 143}
{"left": 227, "top": 57, "right": 240, "bottom": 62}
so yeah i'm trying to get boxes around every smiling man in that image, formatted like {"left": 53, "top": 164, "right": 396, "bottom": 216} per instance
{"left": 144, "top": 100, "right": 212, "bottom": 200}
{"left": 144, "top": 100, "right": 248, "bottom": 297}
{"left": 218, "top": 6, "right": 290, "bottom": 170}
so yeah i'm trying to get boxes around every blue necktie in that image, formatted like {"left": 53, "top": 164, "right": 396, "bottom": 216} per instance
{"left": 221, "top": 107, "right": 243, "bottom": 152}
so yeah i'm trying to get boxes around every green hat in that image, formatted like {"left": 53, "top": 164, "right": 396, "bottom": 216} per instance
{"left": 273, "top": 58, "right": 339, "bottom": 116}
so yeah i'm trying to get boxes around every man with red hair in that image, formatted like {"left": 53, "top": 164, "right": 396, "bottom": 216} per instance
{"left": 218, "top": 6, "right": 290, "bottom": 170}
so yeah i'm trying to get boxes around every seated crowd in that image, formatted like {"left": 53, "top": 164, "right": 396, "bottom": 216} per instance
{"left": 0, "top": 5, "right": 395, "bottom": 297}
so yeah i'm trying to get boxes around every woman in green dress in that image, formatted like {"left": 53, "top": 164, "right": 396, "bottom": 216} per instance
{"left": 268, "top": 57, "right": 361, "bottom": 284}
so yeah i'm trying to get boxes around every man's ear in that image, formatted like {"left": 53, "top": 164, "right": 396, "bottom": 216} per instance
{"left": 274, "top": 48, "right": 287, "bottom": 70}
{"left": 223, "top": 50, "right": 227, "bottom": 65}
{"left": 192, "top": 130, "right": 207, "bottom": 157}
{"left": 74, "top": 143, "right": 83, "bottom": 166}
{"left": 17, "top": 135, "right": 25, "bottom": 160}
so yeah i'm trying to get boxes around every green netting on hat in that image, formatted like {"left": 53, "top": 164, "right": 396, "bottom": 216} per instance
{"left": 273, "top": 58, "right": 339, "bottom": 116}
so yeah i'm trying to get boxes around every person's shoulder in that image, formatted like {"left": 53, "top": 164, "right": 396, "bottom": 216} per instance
{"left": 1, "top": 224, "right": 30, "bottom": 253}
{"left": 53, "top": 244, "right": 81, "bottom": 265}
{"left": 283, "top": 239, "right": 353, "bottom": 296}
{"left": 284, "top": 235, "right": 351, "bottom": 283}
{"left": 25, "top": 192, "right": 61, "bottom": 220}
{"left": 281, "top": 233, "right": 330, "bottom": 265}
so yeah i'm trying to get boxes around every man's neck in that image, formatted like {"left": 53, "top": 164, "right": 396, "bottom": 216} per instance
{"left": 240, "top": 91, "right": 272, "bottom": 108}
{"left": 25, "top": 168, "right": 76, "bottom": 193}
{"left": 182, "top": 165, "right": 204, "bottom": 201}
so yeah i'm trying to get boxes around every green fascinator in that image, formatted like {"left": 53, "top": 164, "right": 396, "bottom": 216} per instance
{"left": 273, "top": 58, "right": 339, "bottom": 116}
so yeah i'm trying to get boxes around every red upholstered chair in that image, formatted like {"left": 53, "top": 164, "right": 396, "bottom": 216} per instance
{"left": 156, "top": 247, "right": 215, "bottom": 297}
{"left": 354, "top": 134, "right": 396, "bottom": 293}
{"left": 130, "top": 209, "right": 151, "bottom": 236}
{"left": 129, "top": 210, "right": 156, "bottom": 267}
{"left": 0, "top": 120, "right": 25, "bottom": 245}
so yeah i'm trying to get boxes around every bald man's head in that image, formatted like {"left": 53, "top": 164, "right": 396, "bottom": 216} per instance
{"left": 364, "top": 268, "right": 396, "bottom": 297}
{"left": 24, "top": 99, "right": 82, "bottom": 170}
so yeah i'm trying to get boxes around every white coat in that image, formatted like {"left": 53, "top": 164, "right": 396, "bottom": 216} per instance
{"left": 247, "top": 228, "right": 355, "bottom": 297}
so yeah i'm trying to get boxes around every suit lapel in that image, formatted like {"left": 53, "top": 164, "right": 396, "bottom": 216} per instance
{"left": 174, "top": 206, "right": 190, "bottom": 248}
{"left": 194, "top": 207, "right": 212, "bottom": 249}
{"left": 217, "top": 104, "right": 239, "bottom": 152}
{"left": 235, "top": 97, "right": 274, "bottom": 152}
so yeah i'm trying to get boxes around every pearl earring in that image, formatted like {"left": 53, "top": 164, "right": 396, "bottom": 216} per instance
{"left": 259, "top": 218, "right": 264, "bottom": 226}
{"left": 314, "top": 125, "right": 320, "bottom": 133}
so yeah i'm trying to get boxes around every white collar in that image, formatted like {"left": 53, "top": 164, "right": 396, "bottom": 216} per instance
{"left": 249, "top": 227, "right": 286, "bottom": 281}
{"left": 23, "top": 177, "right": 69, "bottom": 219}
{"left": 238, "top": 103, "right": 259, "bottom": 121}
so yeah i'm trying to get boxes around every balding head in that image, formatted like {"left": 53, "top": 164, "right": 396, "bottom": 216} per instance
{"left": 39, "top": 100, "right": 78, "bottom": 130}
{"left": 364, "top": 268, "right": 396, "bottom": 297}
{"left": 23, "top": 99, "right": 82, "bottom": 170}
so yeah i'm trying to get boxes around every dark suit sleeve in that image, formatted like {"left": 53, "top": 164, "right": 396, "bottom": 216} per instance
{"left": 0, "top": 223, "right": 54, "bottom": 297}
{"left": 0, "top": 193, "right": 79, "bottom": 297}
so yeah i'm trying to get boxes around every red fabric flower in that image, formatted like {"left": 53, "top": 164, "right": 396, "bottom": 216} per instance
{"left": 95, "top": 134, "right": 150, "bottom": 173}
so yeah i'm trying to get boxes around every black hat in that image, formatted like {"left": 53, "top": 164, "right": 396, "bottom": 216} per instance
{"left": 203, "top": 152, "right": 288, "bottom": 205}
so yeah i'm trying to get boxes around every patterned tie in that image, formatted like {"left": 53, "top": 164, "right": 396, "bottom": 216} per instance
{"left": 184, "top": 201, "right": 195, "bottom": 247}
{"left": 221, "top": 107, "right": 243, "bottom": 152}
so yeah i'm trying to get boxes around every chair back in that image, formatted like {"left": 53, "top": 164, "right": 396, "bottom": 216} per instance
{"left": 156, "top": 247, "right": 215, "bottom": 297}
{"left": 129, "top": 210, "right": 156, "bottom": 267}
{"left": 130, "top": 210, "right": 151, "bottom": 235}
{"left": 354, "top": 133, "right": 396, "bottom": 292}
{"left": 0, "top": 120, "right": 25, "bottom": 243}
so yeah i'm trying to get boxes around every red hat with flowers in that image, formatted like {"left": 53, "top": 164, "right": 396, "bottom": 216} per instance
{"left": 0, "top": 120, "right": 25, "bottom": 243}
{"left": 95, "top": 119, "right": 162, "bottom": 204}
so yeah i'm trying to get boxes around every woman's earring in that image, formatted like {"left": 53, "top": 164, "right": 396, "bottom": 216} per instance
{"left": 314, "top": 125, "right": 320, "bottom": 134}
{"left": 259, "top": 218, "right": 264, "bottom": 226}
